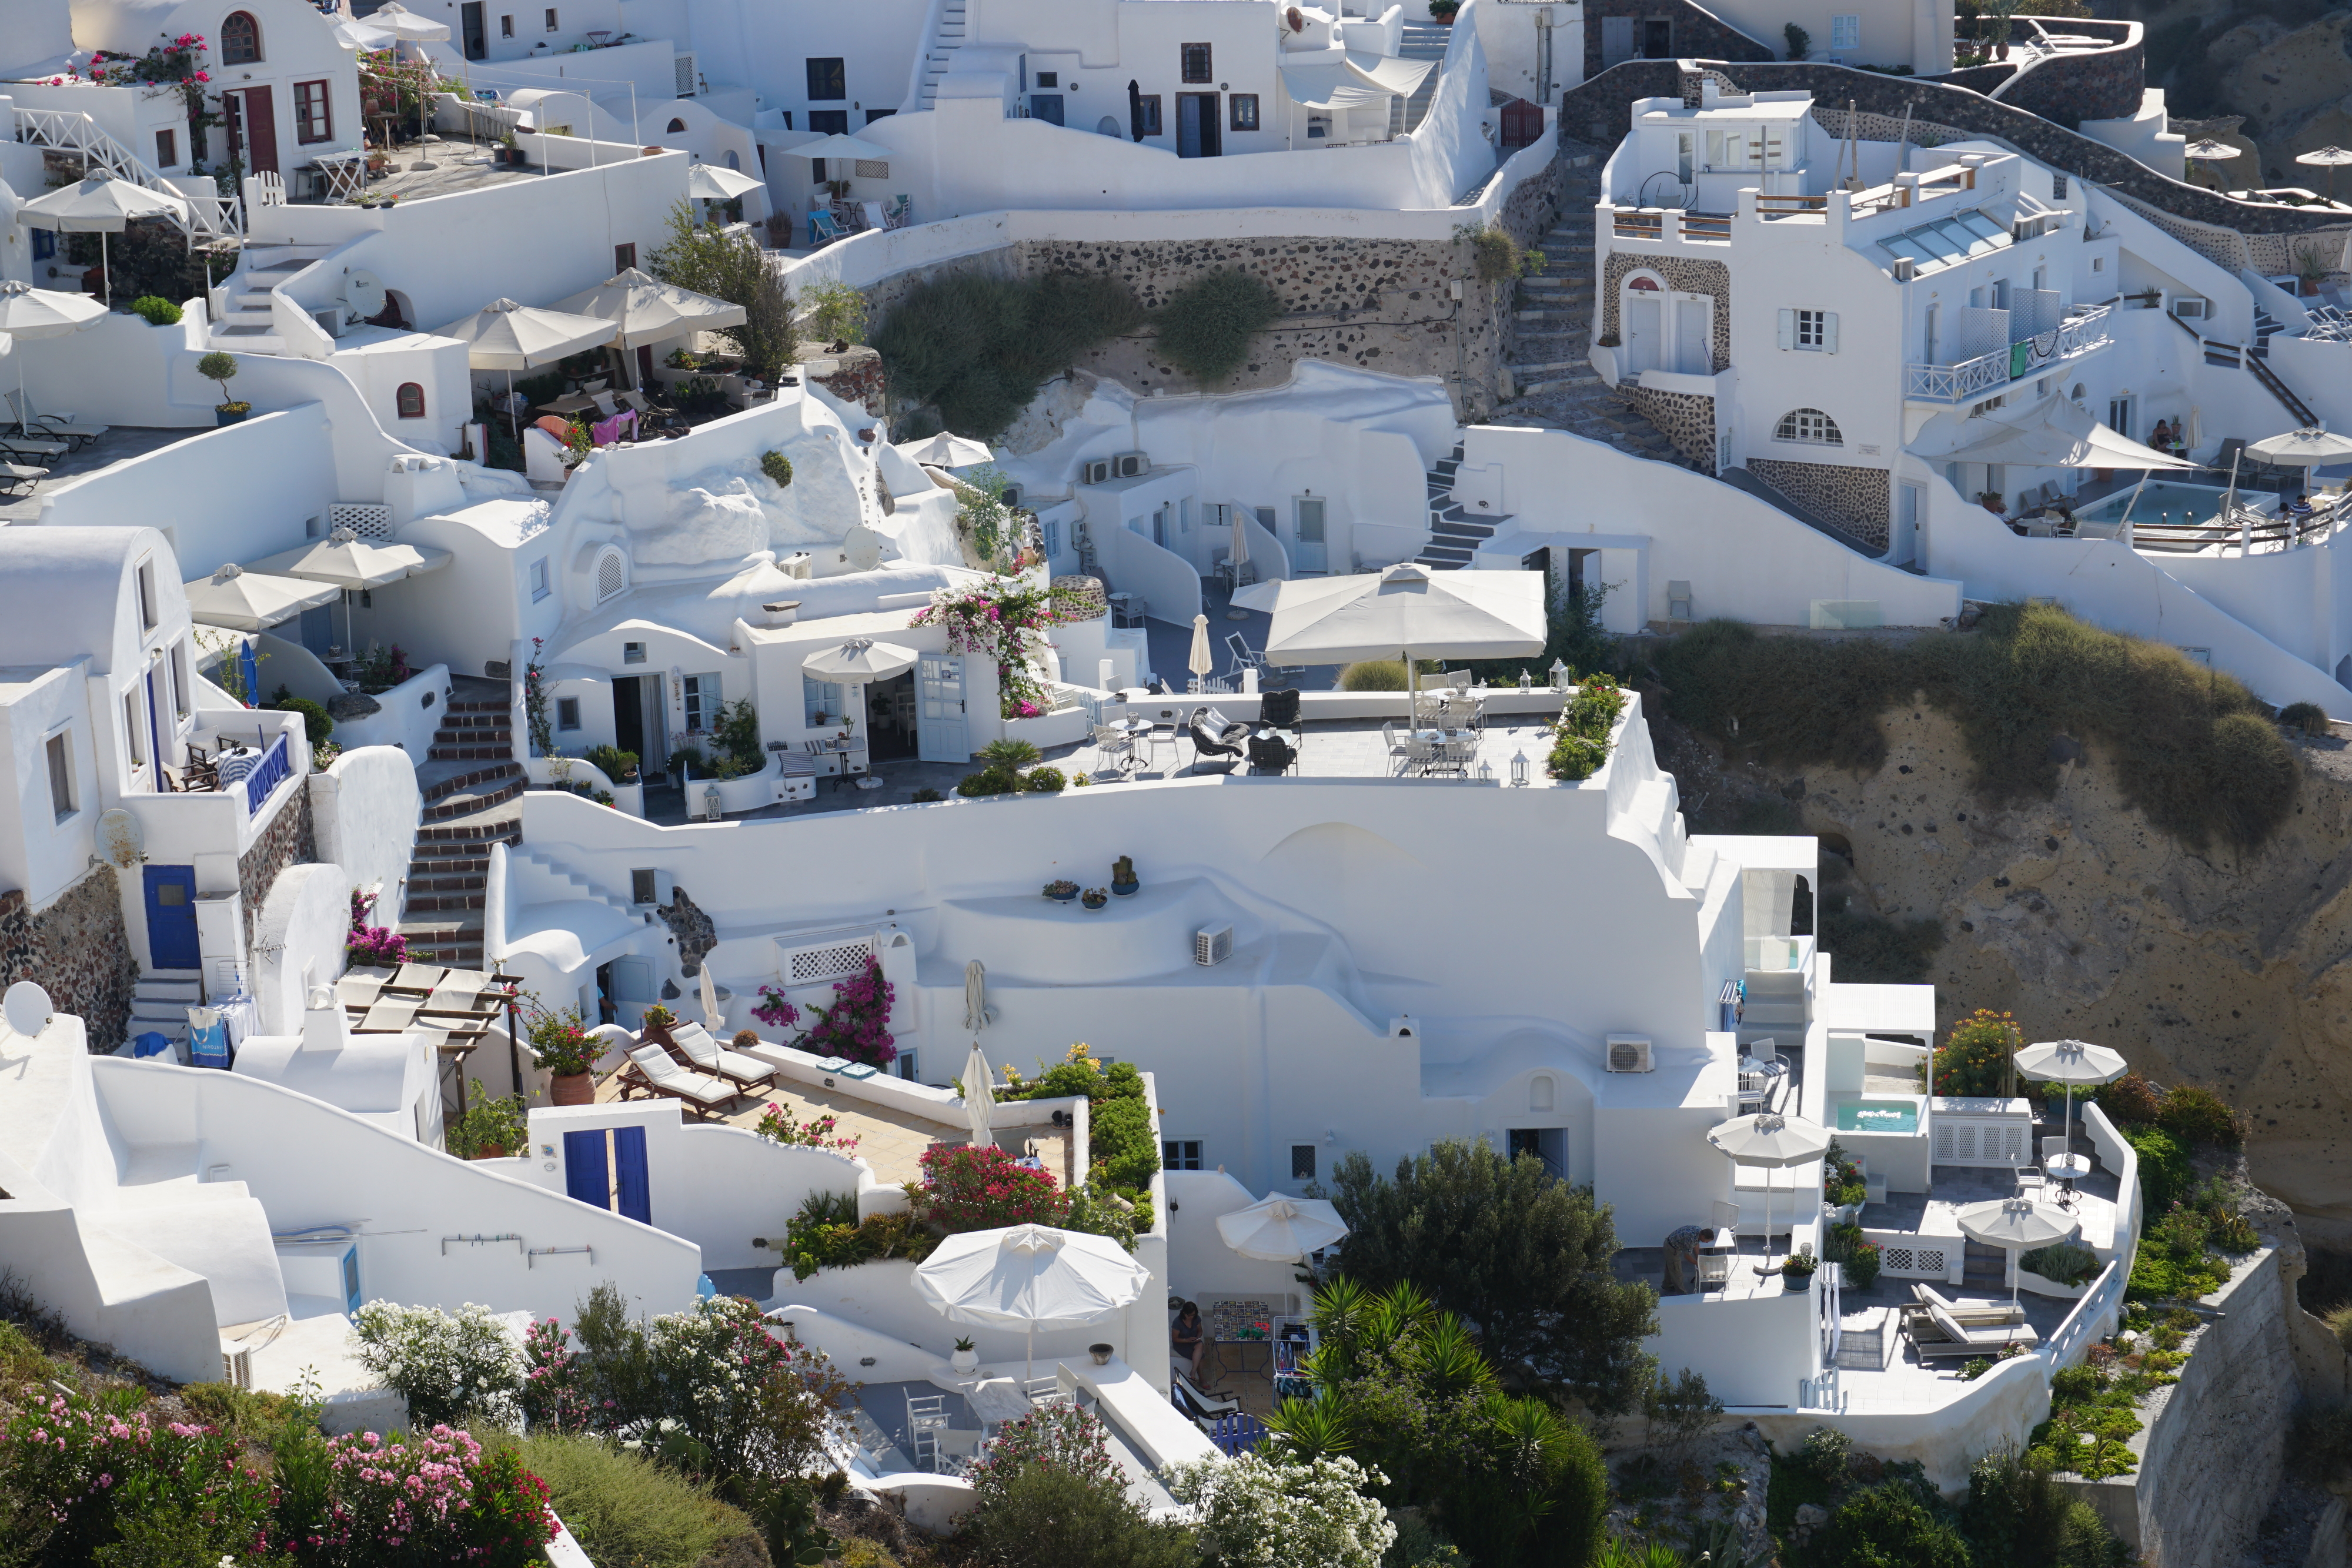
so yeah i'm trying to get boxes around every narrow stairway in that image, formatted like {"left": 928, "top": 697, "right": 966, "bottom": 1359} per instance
{"left": 918, "top": 0, "right": 969, "bottom": 109}
{"left": 1962, "top": 1239, "right": 2009, "bottom": 1294}
{"left": 1414, "top": 442, "right": 1515, "bottom": 569}
{"left": 126, "top": 969, "right": 203, "bottom": 1051}
{"left": 1391, "top": 21, "right": 1451, "bottom": 136}
{"left": 1491, "top": 152, "right": 1696, "bottom": 469}
{"left": 397, "top": 674, "right": 521, "bottom": 970}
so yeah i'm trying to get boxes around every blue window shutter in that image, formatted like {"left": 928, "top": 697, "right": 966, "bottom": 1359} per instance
{"left": 563, "top": 1129, "right": 611, "bottom": 1209}
{"left": 613, "top": 1126, "right": 652, "bottom": 1225}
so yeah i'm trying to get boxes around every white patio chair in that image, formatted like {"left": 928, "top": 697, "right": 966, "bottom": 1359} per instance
{"left": 2040, "top": 1134, "right": 2073, "bottom": 1162}
{"left": 1710, "top": 1200, "right": 1740, "bottom": 1244}
{"left": 2014, "top": 1161, "right": 2046, "bottom": 1201}
{"left": 1667, "top": 579, "right": 1694, "bottom": 620}
{"left": 1696, "top": 1249, "right": 1730, "bottom": 1294}
{"left": 1024, "top": 1375, "right": 1070, "bottom": 1408}
{"left": 1091, "top": 723, "right": 1135, "bottom": 771}
{"left": 907, "top": 1392, "right": 948, "bottom": 1470}
{"left": 1381, "top": 721, "right": 1414, "bottom": 771}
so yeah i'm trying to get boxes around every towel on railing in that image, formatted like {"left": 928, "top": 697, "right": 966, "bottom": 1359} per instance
{"left": 590, "top": 410, "right": 636, "bottom": 446}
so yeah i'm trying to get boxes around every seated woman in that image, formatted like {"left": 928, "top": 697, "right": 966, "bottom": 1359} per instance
{"left": 1171, "top": 1300, "right": 1208, "bottom": 1379}
{"left": 2147, "top": 419, "right": 2175, "bottom": 457}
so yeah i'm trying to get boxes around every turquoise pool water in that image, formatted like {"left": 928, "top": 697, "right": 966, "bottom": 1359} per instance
{"left": 1836, "top": 1102, "right": 1919, "bottom": 1134}
{"left": 2079, "top": 482, "right": 2271, "bottom": 529}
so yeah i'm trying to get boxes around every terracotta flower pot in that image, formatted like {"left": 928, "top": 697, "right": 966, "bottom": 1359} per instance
{"left": 469, "top": 1144, "right": 508, "bottom": 1160}
{"left": 551, "top": 1072, "right": 594, "bottom": 1106}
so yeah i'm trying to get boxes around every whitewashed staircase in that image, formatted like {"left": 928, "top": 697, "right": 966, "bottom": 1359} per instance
{"left": 918, "top": 0, "right": 970, "bottom": 109}
{"left": 126, "top": 969, "right": 202, "bottom": 1049}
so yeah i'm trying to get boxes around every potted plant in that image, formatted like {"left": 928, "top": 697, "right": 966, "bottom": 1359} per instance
{"left": 527, "top": 1002, "right": 602, "bottom": 1105}
{"left": 1044, "top": 878, "right": 1080, "bottom": 902}
{"left": 1088, "top": 1342, "right": 1115, "bottom": 1366}
{"left": 641, "top": 1001, "right": 677, "bottom": 1036}
{"left": 951, "top": 1336, "right": 978, "bottom": 1373}
{"left": 1976, "top": 489, "right": 2007, "bottom": 516}
{"left": 1081, "top": 887, "right": 1110, "bottom": 911}
{"left": 2296, "top": 241, "right": 2331, "bottom": 297}
{"left": 1428, "top": 0, "right": 1459, "bottom": 21}
{"left": 1110, "top": 855, "right": 1140, "bottom": 896}
{"left": 1781, "top": 1253, "right": 1819, "bottom": 1284}
{"left": 446, "top": 1094, "right": 529, "bottom": 1159}
{"left": 198, "top": 351, "right": 249, "bottom": 426}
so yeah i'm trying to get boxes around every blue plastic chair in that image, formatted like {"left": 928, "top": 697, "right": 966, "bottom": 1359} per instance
{"left": 807, "top": 210, "right": 847, "bottom": 247}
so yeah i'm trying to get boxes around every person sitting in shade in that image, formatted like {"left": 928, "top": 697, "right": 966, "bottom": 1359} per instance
{"left": 1662, "top": 1224, "right": 1718, "bottom": 1295}
{"left": 2147, "top": 419, "right": 2176, "bottom": 457}
{"left": 1171, "top": 1299, "right": 1208, "bottom": 1378}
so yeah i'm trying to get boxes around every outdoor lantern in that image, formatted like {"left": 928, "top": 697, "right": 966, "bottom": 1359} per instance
{"left": 1511, "top": 750, "right": 1530, "bottom": 786}
{"left": 1549, "top": 658, "right": 1569, "bottom": 688}
{"left": 1478, "top": 758, "right": 1494, "bottom": 781}
{"left": 1518, "top": 668, "right": 1532, "bottom": 691}
{"left": 702, "top": 784, "right": 723, "bottom": 821}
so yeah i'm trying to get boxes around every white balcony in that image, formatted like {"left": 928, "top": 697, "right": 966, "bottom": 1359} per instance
{"left": 1905, "top": 302, "right": 2114, "bottom": 406}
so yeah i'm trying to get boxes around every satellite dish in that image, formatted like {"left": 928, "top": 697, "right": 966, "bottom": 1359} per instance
{"left": 342, "top": 269, "right": 389, "bottom": 319}
{"left": 843, "top": 523, "right": 884, "bottom": 573}
{"left": 2, "top": 981, "right": 52, "bottom": 1039}
{"left": 96, "top": 808, "right": 145, "bottom": 868}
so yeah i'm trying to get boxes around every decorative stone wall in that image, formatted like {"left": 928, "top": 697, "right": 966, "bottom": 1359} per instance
{"left": 0, "top": 867, "right": 139, "bottom": 1053}
{"left": 1625, "top": 385, "right": 1716, "bottom": 467}
{"left": 659, "top": 885, "right": 716, "bottom": 977}
{"left": 1561, "top": 59, "right": 2352, "bottom": 238}
{"left": 239, "top": 786, "right": 317, "bottom": 948}
{"left": 1599, "top": 252, "right": 1732, "bottom": 371}
{"left": 1581, "top": 0, "right": 1772, "bottom": 83}
{"left": 801, "top": 345, "right": 886, "bottom": 416}
{"left": 1995, "top": 30, "right": 2141, "bottom": 129}
{"left": 1748, "top": 457, "right": 1889, "bottom": 547}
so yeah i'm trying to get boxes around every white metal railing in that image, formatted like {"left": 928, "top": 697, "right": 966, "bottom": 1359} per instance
{"left": 2043, "top": 1258, "right": 2123, "bottom": 1368}
{"left": 1905, "top": 302, "right": 2113, "bottom": 402}
{"left": 13, "top": 106, "right": 242, "bottom": 238}
{"left": 1903, "top": 352, "right": 2009, "bottom": 402}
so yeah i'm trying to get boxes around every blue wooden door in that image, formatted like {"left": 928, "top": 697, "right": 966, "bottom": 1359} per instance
{"left": 1028, "top": 93, "right": 1064, "bottom": 126}
{"left": 613, "top": 1126, "right": 652, "bottom": 1224}
{"left": 142, "top": 865, "right": 200, "bottom": 970}
{"left": 563, "top": 1128, "right": 610, "bottom": 1209}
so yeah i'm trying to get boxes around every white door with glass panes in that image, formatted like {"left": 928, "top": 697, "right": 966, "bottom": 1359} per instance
{"left": 917, "top": 656, "right": 968, "bottom": 763}
{"left": 1292, "top": 497, "right": 1328, "bottom": 574}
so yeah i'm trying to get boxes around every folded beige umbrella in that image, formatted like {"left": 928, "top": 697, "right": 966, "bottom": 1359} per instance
{"left": 183, "top": 563, "right": 340, "bottom": 632}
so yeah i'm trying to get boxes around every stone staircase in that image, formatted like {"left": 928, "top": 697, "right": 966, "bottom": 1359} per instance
{"left": 1414, "top": 442, "right": 1515, "bottom": 569}
{"left": 208, "top": 245, "right": 333, "bottom": 353}
{"left": 917, "top": 0, "right": 970, "bottom": 109}
{"left": 1491, "top": 155, "right": 1699, "bottom": 470}
{"left": 126, "top": 969, "right": 203, "bottom": 1049}
{"left": 397, "top": 674, "right": 520, "bottom": 969}
{"left": 1962, "top": 1239, "right": 2009, "bottom": 1292}
{"left": 1390, "top": 21, "right": 1451, "bottom": 136}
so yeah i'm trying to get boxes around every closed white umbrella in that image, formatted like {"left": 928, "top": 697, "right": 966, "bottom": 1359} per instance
{"left": 183, "top": 563, "right": 340, "bottom": 632}
{"left": 0, "top": 280, "right": 103, "bottom": 424}
{"left": 914, "top": 1223, "right": 1152, "bottom": 1383}
{"left": 1956, "top": 1197, "right": 2077, "bottom": 1307}
{"left": 963, "top": 958, "right": 994, "bottom": 1032}
{"left": 1217, "top": 1195, "right": 1348, "bottom": 1262}
{"left": 699, "top": 964, "right": 723, "bottom": 1033}
{"left": 1706, "top": 1111, "right": 1833, "bottom": 1268}
{"left": 687, "top": 163, "right": 766, "bottom": 202}
{"left": 19, "top": 178, "right": 189, "bottom": 304}
{"left": 551, "top": 268, "right": 747, "bottom": 356}
{"left": 1188, "top": 614, "right": 1214, "bottom": 685}
{"left": 961, "top": 1041, "right": 996, "bottom": 1150}
{"left": 1256, "top": 563, "right": 1546, "bottom": 695}
{"left": 433, "top": 298, "right": 619, "bottom": 437}
{"left": 894, "top": 431, "right": 994, "bottom": 468}
{"left": 2013, "top": 1038, "right": 2127, "bottom": 1163}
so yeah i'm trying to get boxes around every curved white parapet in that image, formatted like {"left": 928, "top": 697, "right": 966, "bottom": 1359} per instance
{"left": 930, "top": 877, "right": 1252, "bottom": 987}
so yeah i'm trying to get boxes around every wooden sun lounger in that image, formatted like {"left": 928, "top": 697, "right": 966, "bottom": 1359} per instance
{"left": 1902, "top": 1303, "right": 2039, "bottom": 1359}
{"left": 617, "top": 1042, "right": 733, "bottom": 1120}
{"left": 663, "top": 1019, "right": 778, "bottom": 1094}
{"left": 1912, "top": 1282, "right": 2027, "bottom": 1326}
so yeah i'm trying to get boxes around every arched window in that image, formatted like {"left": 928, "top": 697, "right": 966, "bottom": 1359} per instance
{"left": 222, "top": 11, "right": 260, "bottom": 64}
{"left": 594, "top": 547, "right": 627, "bottom": 603}
{"left": 1627, "top": 275, "right": 1661, "bottom": 291}
{"left": 394, "top": 383, "right": 425, "bottom": 419}
{"left": 667, "top": 117, "right": 687, "bottom": 133}
{"left": 1774, "top": 407, "right": 1842, "bottom": 446}
{"left": 1529, "top": 1075, "right": 1555, "bottom": 1112}
{"left": 723, "top": 149, "right": 740, "bottom": 170}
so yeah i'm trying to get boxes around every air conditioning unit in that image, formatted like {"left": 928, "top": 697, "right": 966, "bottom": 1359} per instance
{"left": 1890, "top": 256, "right": 1916, "bottom": 282}
{"left": 674, "top": 52, "right": 699, "bottom": 97}
{"left": 221, "top": 1346, "right": 253, "bottom": 1389}
{"left": 1605, "top": 1034, "right": 1654, "bottom": 1073}
{"left": 1000, "top": 483, "right": 1023, "bottom": 509}
{"left": 1112, "top": 451, "right": 1148, "bottom": 479}
{"left": 1194, "top": 924, "right": 1233, "bottom": 966}
{"left": 1081, "top": 458, "right": 1113, "bottom": 486}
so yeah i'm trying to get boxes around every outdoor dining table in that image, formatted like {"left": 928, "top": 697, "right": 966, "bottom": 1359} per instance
{"left": 1409, "top": 727, "right": 1479, "bottom": 777}
{"left": 539, "top": 392, "right": 602, "bottom": 415}
{"left": 2044, "top": 1151, "right": 2092, "bottom": 1205}
{"left": 964, "top": 1378, "right": 1033, "bottom": 1432}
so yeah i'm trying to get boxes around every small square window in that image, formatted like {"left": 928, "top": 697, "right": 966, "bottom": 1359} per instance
{"left": 806, "top": 57, "right": 847, "bottom": 101}
{"left": 1795, "top": 309, "right": 1827, "bottom": 348}
{"left": 500, "top": 12, "right": 513, "bottom": 34}
{"left": 556, "top": 697, "right": 581, "bottom": 730}
{"left": 544, "top": 7, "right": 559, "bottom": 31}
{"left": 1829, "top": 14, "right": 1860, "bottom": 49}
{"left": 1036, "top": 71, "right": 1058, "bottom": 88}
{"left": 155, "top": 128, "right": 177, "bottom": 167}
{"left": 631, "top": 868, "right": 658, "bottom": 904}
{"left": 1229, "top": 94, "right": 1259, "bottom": 132}
{"left": 1180, "top": 43, "right": 1211, "bottom": 83}
{"left": 1162, "top": 1139, "right": 1204, "bottom": 1171}
{"left": 623, "top": 641, "right": 647, "bottom": 664}
{"left": 614, "top": 242, "right": 636, "bottom": 273}
{"left": 529, "top": 559, "right": 550, "bottom": 601}
{"left": 1291, "top": 1144, "right": 1316, "bottom": 1181}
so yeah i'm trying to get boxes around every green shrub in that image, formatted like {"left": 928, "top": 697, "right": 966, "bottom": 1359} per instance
{"left": 2281, "top": 700, "right": 2331, "bottom": 734}
{"left": 760, "top": 450, "right": 793, "bottom": 488}
{"left": 1929, "top": 1008, "right": 2019, "bottom": 1096}
{"left": 980, "top": 737, "right": 1043, "bottom": 771}
{"left": 265, "top": 694, "right": 333, "bottom": 747}
{"left": 130, "top": 295, "right": 183, "bottom": 326}
{"left": 1813, "top": 1483, "right": 1972, "bottom": 1568}
{"left": 1458, "top": 223, "right": 1541, "bottom": 286}
{"left": 800, "top": 279, "right": 870, "bottom": 346}
{"left": 1649, "top": 603, "right": 2301, "bottom": 850}
{"left": 1798, "top": 1424, "right": 1854, "bottom": 1486}
{"left": 1025, "top": 765, "right": 1067, "bottom": 793}
{"left": 2097, "top": 1073, "right": 2162, "bottom": 1126}
{"left": 874, "top": 270, "right": 1143, "bottom": 438}
{"left": 1091, "top": 1094, "right": 1160, "bottom": 1191}
{"left": 445, "top": 1094, "right": 529, "bottom": 1159}
{"left": 2022, "top": 1241, "right": 2100, "bottom": 1287}
{"left": 2124, "top": 1126, "right": 2191, "bottom": 1213}
{"left": 1341, "top": 659, "right": 1410, "bottom": 691}
{"left": 957, "top": 768, "right": 1018, "bottom": 797}
{"left": 1152, "top": 269, "right": 1282, "bottom": 385}
{"left": 584, "top": 744, "right": 640, "bottom": 781}
{"left": 974, "top": 1459, "right": 1197, "bottom": 1568}
{"left": 910, "top": 787, "right": 943, "bottom": 803}
{"left": 1547, "top": 676, "right": 1627, "bottom": 780}
{"left": 512, "top": 1432, "right": 760, "bottom": 1568}
{"left": 2158, "top": 1084, "right": 2241, "bottom": 1149}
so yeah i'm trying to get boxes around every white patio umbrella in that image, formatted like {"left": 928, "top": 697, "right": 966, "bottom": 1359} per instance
{"left": 1217, "top": 1195, "right": 1348, "bottom": 1263}
{"left": 960, "top": 1041, "right": 996, "bottom": 1150}
{"left": 1227, "top": 507, "right": 1252, "bottom": 618}
{"left": 183, "top": 563, "right": 339, "bottom": 632}
{"left": 2297, "top": 145, "right": 2352, "bottom": 200}
{"left": 894, "top": 431, "right": 994, "bottom": 468}
{"left": 1188, "top": 614, "right": 1215, "bottom": 686}
{"left": 1705, "top": 1111, "right": 1832, "bottom": 1266}
{"left": 784, "top": 132, "right": 897, "bottom": 163}
{"left": 1251, "top": 563, "right": 1546, "bottom": 688}
{"left": 433, "top": 298, "right": 619, "bottom": 437}
{"left": 551, "top": 270, "right": 747, "bottom": 381}
{"left": 2184, "top": 139, "right": 2241, "bottom": 190}
{"left": 19, "top": 178, "right": 189, "bottom": 303}
{"left": 1955, "top": 1196, "right": 2077, "bottom": 1308}
{"left": 2248, "top": 427, "right": 2352, "bottom": 470}
{"left": 801, "top": 637, "right": 920, "bottom": 682}
{"left": 914, "top": 1223, "right": 1152, "bottom": 1383}
{"left": 2013, "top": 1038, "right": 2126, "bottom": 1161}
{"left": 249, "top": 530, "right": 453, "bottom": 590}
{"left": 687, "top": 162, "right": 766, "bottom": 202}
{"left": 0, "top": 280, "right": 103, "bottom": 423}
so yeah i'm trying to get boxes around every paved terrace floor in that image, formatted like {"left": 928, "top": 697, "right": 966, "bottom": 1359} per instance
{"left": 0, "top": 426, "right": 201, "bottom": 522}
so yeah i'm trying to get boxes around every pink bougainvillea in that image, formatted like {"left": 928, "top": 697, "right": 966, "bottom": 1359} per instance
{"left": 798, "top": 955, "right": 896, "bottom": 1067}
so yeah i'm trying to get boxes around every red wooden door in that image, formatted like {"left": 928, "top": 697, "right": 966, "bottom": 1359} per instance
{"left": 233, "top": 86, "right": 280, "bottom": 175}
{"left": 1499, "top": 97, "right": 1542, "bottom": 153}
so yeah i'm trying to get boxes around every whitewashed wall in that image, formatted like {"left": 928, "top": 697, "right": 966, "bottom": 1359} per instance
{"left": 310, "top": 744, "right": 425, "bottom": 913}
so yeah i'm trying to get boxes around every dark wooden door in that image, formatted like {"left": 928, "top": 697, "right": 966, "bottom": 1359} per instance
{"left": 1499, "top": 97, "right": 1542, "bottom": 152}
{"left": 231, "top": 87, "right": 279, "bottom": 174}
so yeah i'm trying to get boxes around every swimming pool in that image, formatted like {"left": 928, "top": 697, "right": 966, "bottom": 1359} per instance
{"left": 2078, "top": 482, "right": 2274, "bottom": 530}
{"left": 1836, "top": 1101, "right": 1920, "bottom": 1134}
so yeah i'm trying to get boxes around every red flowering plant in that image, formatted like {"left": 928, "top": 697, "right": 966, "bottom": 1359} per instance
{"left": 315, "top": 1425, "right": 554, "bottom": 1567}
{"left": 0, "top": 1386, "right": 271, "bottom": 1562}
{"left": 523, "top": 636, "right": 554, "bottom": 757}
{"left": 914, "top": 1142, "right": 1067, "bottom": 1234}
{"left": 751, "top": 983, "right": 801, "bottom": 1032}
{"left": 519, "top": 1317, "right": 597, "bottom": 1432}
{"left": 799, "top": 955, "right": 896, "bottom": 1068}
{"left": 348, "top": 885, "right": 410, "bottom": 967}
{"left": 963, "top": 1403, "right": 1117, "bottom": 1512}
{"left": 86, "top": 35, "right": 213, "bottom": 116}
{"left": 754, "top": 1099, "right": 860, "bottom": 1153}
{"left": 907, "top": 578, "right": 1066, "bottom": 720}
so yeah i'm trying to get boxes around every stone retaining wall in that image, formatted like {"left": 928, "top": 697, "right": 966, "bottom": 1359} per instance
{"left": 1559, "top": 59, "right": 2352, "bottom": 238}
{"left": 239, "top": 787, "right": 317, "bottom": 949}
{"left": 1748, "top": 457, "right": 1889, "bottom": 547}
{"left": 1581, "top": 0, "right": 1771, "bottom": 83}
{"left": 0, "top": 867, "right": 139, "bottom": 1054}
{"left": 1626, "top": 384, "right": 1716, "bottom": 466}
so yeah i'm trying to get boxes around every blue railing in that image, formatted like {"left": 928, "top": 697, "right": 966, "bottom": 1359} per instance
{"left": 244, "top": 734, "right": 292, "bottom": 816}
